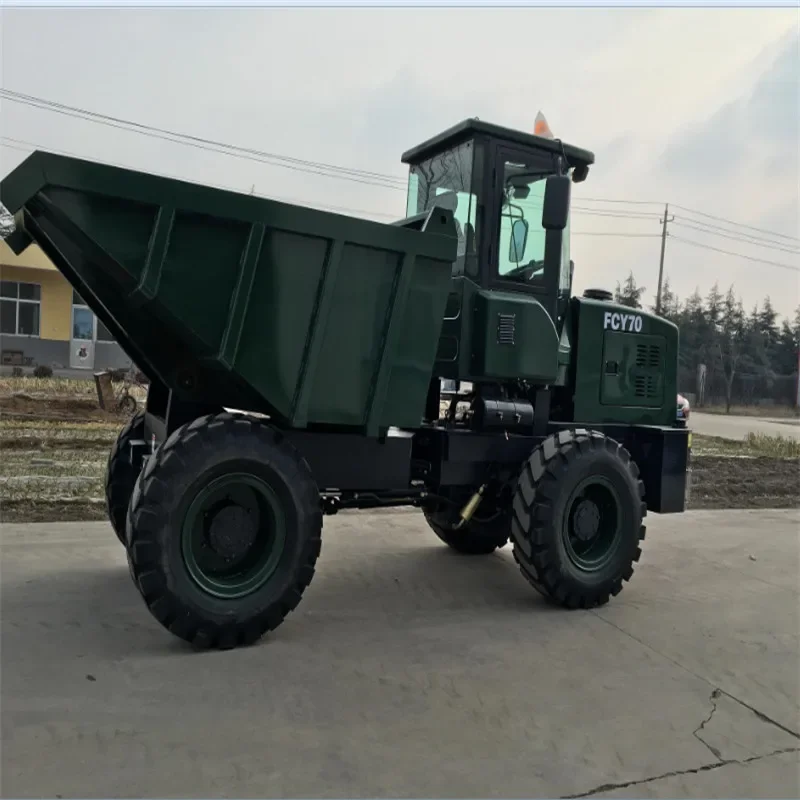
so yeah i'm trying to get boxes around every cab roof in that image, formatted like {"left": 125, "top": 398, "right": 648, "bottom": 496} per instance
{"left": 401, "top": 118, "right": 595, "bottom": 168}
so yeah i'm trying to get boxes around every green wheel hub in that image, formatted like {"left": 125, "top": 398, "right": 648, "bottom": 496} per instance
{"left": 181, "top": 472, "right": 286, "bottom": 599}
{"left": 562, "top": 476, "right": 622, "bottom": 571}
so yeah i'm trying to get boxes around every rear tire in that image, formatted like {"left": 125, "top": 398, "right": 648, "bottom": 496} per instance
{"left": 105, "top": 411, "right": 145, "bottom": 544}
{"left": 423, "top": 504, "right": 509, "bottom": 555}
{"left": 126, "top": 412, "right": 322, "bottom": 650}
{"left": 510, "top": 429, "right": 646, "bottom": 609}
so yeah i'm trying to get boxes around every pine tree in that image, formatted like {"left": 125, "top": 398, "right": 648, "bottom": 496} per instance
{"left": 705, "top": 283, "right": 723, "bottom": 330}
{"left": 715, "top": 286, "right": 746, "bottom": 413}
{"left": 614, "top": 271, "right": 646, "bottom": 309}
{"left": 773, "top": 305, "right": 800, "bottom": 379}
{"left": 651, "top": 276, "right": 679, "bottom": 321}
{"left": 758, "top": 296, "right": 780, "bottom": 361}
{"left": 614, "top": 272, "right": 797, "bottom": 408}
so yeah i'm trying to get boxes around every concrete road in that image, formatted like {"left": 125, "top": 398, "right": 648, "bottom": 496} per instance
{"left": 691, "top": 412, "right": 800, "bottom": 442}
{"left": 2, "top": 510, "right": 799, "bottom": 799}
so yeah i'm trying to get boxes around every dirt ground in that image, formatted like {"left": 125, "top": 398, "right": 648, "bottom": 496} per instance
{"left": 690, "top": 456, "right": 800, "bottom": 510}
{"left": 1, "top": 389, "right": 798, "bottom": 523}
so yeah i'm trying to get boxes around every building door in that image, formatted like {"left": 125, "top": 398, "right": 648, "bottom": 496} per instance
{"left": 70, "top": 292, "right": 96, "bottom": 370}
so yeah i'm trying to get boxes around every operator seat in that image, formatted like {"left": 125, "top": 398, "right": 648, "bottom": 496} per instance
{"left": 462, "top": 220, "right": 478, "bottom": 275}
{"left": 431, "top": 191, "right": 467, "bottom": 275}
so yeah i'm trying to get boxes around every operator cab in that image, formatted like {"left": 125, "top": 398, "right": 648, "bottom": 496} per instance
{"left": 401, "top": 118, "right": 594, "bottom": 320}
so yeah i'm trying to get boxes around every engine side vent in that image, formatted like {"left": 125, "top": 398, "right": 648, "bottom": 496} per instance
{"left": 497, "top": 313, "right": 516, "bottom": 345}
{"left": 634, "top": 375, "right": 659, "bottom": 399}
{"left": 636, "top": 343, "right": 662, "bottom": 368}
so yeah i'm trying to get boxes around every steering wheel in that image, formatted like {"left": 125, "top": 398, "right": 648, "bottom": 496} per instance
{"left": 503, "top": 260, "right": 545, "bottom": 281}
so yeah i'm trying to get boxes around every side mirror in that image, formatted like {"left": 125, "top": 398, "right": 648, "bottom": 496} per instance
{"left": 542, "top": 175, "right": 571, "bottom": 230}
{"left": 509, "top": 218, "right": 529, "bottom": 263}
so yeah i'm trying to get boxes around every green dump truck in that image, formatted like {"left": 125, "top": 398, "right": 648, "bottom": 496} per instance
{"left": 1, "top": 119, "right": 689, "bottom": 649}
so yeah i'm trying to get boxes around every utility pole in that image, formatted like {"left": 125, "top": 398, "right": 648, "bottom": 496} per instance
{"left": 655, "top": 203, "right": 674, "bottom": 315}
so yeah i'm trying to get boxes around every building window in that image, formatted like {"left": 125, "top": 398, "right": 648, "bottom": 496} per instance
{"left": 0, "top": 280, "right": 41, "bottom": 337}
{"left": 72, "top": 288, "right": 116, "bottom": 343}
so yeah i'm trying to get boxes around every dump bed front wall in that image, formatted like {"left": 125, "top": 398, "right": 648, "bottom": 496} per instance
{"left": 1, "top": 153, "right": 458, "bottom": 433}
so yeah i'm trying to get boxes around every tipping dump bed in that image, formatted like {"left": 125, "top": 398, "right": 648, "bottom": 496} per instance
{"left": 1, "top": 152, "right": 458, "bottom": 434}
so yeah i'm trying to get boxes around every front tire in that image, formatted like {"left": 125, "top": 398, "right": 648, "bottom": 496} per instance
{"left": 126, "top": 413, "right": 322, "bottom": 649}
{"left": 510, "top": 429, "right": 646, "bottom": 609}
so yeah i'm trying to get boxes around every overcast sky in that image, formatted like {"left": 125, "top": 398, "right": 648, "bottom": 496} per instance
{"left": 1, "top": 7, "right": 798, "bottom": 317}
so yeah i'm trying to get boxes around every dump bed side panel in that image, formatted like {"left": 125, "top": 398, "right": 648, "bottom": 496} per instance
{"left": 1, "top": 152, "right": 457, "bottom": 433}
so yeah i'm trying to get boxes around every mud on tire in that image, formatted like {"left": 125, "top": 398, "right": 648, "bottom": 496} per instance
{"left": 105, "top": 410, "right": 145, "bottom": 545}
{"left": 125, "top": 412, "right": 322, "bottom": 650}
{"left": 510, "top": 428, "right": 646, "bottom": 609}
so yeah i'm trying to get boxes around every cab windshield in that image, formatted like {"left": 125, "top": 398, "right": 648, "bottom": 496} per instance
{"left": 405, "top": 140, "right": 480, "bottom": 276}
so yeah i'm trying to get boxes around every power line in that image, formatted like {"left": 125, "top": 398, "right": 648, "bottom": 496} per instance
{"left": 671, "top": 202, "right": 799, "bottom": 244}
{"left": 2, "top": 138, "right": 666, "bottom": 243}
{"left": 0, "top": 138, "right": 400, "bottom": 220}
{"left": 672, "top": 219, "right": 800, "bottom": 255}
{"left": 669, "top": 234, "right": 800, "bottom": 273}
{"left": 1, "top": 92, "right": 794, "bottom": 268}
{"left": 572, "top": 232, "right": 660, "bottom": 238}
{"left": 0, "top": 90, "right": 409, "bottom": 191}
{"left": 673, "top": 214, "right": 800, "bottom": 250}
{"left": 571, "top": 196, "right": 663, "bottom": 207}
{"left": 0, "top": 138, "right": 677, "bottom": 252}
{"left": 0, "top": 87, "right": 672, "bottom": 215}
{"left": 0, "top": 88, "right": 409, "bottom": 186}
{"left": 571, "top": 207, "right": 661, "bottom": 220}
{"left": 0, "top": 128, "right": 661, "bottom": 225}
{"left": 4, "top": 85, "right": 797, "bottom": 257}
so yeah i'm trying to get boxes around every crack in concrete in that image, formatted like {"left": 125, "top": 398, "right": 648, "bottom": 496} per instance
{"left": 693, "top": 688, "right": 723, "bottom": 760}
{"left": 592, "top": 614, "right": 800, "bottom": 740}
{"left": 718, "top": 688, "right": 800, "bottom": 740}
{"left": 560, "top": 746, "right": 800, "bottom": 799}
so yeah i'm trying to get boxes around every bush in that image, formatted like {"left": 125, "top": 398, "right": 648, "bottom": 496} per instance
{"left": 33, "top": 364, "right": 54, "bottom": 378}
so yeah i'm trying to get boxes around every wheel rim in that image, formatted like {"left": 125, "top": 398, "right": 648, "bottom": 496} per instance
{"left": 562, "top": 476, "right": 622, "bottom": 571}
{"left": 181, "top": 472, "right": 286, "bottom": 599}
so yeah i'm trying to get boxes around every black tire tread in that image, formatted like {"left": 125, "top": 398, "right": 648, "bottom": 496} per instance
{"left": 105, "top": 411, "right": 145, "bottom": 544}
{"left": 509, "top": 428, "right": 646, "bottom": 609}
{"left": 126, "top": 412, "right": 322, "bottom": 650}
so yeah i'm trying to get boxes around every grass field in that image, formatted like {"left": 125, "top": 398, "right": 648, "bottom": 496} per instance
{"left": 693, "top": 432, "right": 800, "bottom": 459}
{"left": 1, "top": 378, "right": 131, "bottom": 522}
